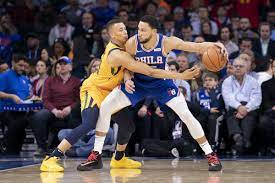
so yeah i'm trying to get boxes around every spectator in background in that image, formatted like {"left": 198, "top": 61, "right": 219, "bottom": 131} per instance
{"left": 0, "top": 13, "right": 21, "bottom": 66}
{"left": 238, "top": 52, "right": 257, "bottom": 78}
{"left": 191, "top": 6, "right": 218, "bottom": 36}
{"left": 51, "top": 62, "right": 61, "bottom": 76}
{"left": 237, "top": 18, "right": 258, "bottom": 40}
{"left": 161, "top": 15, "right": 181, "bottom": 37}
{"left": 222, "top": 57, "right": 261, "bottom": 154}
{"left": 72, "top": 12, "right": 100, "bottom": 78}
{"left": 48, "top": 12, "right": 75, "bottom": 46}
{"left": 117, "top": 9, "right": 128, "bottom": 25}
{"left": 96, "top": 27, "right": 110, "bottom": 56}
{"left": 213, "top": 5, "right": 230, "bottom": 28}
{"left": 144, "top": 2, "right": 158, "bottom": 17}
{"left": 30, "top": 56, "right": 81, "bottom": 154}
{"left": 32, "top": 60, "right": 50, "bottom": 100}
{"left": 201, "top": 21, "right": 218, "bottom": 42}
{"left": 219, "top": 25, "right": 239, "bottom": 56}
{"left": 0, "top": 59, "right": 9, "bottom": 73}
{"left": 195, "top": 73, "right": 224, "bottom": 148}
{"left": 51, "top": 38, "right": 71, "bottom": 65}
{"left": 34, "top": 2, "right": 57, "bottom": 47}
{"left": 168, "top": 61, "right": 191, "bottom": 101}
{"left": 61, "top": 0, "right": 85, "bottom": 26}
{"left": 175, "top": 53, "right": 190, "bottom": 73}
{"left": 40, "top": 48, "right": 54, "bottom": 66}
{"left": 25, "top": 33, "right": 42, "bottom": 65}
{"left": 258, "top": 59, "right": 275, "bottom": 154}
{"left": 173, "top": 6, "right": 189, "bottom": 31}
{"left": 156, "top": 7, "right": 169, "bottom": 29}
{"left": 256, "top": 58, "right": 273, "bottom": 86}
{"left": 84, "top": 57, "right": 101, "bottom": 78}
{"left": 267, "top": 9, "right": 275, "bottom": 41}
{"left": 0, "top": 55, "right": 31, "bottom": 154}
{"left": 230, "top": 15, "right": 241, "bottom": 44}
{"left": 252, "top": 22, "right": 275, "bottom": 62}
{"left": 91, "top": 0, "right": 115, "bottom": 27}
{"left": 127, "top": 14, "right": 138, "bottom": 37}
{"left": 181, "top": 24, "right": 194, "bottom": 42}
{"left": 230, "top": 38, "right": 253, "bottom": 59}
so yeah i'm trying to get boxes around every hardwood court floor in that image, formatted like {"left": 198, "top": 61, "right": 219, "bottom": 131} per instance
{"left": 0, "top": 158, "right": 275, "bottom": 183}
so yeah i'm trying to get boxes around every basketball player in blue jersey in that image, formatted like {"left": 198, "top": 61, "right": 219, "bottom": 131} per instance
{"left": 78, "top": 15, "right": 227, "bottom": 171}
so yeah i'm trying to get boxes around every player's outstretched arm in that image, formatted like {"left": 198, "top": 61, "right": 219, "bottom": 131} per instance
{"left": 108, "top": 49, "right": 200, "bottom": 80}
{"left": 164, "top": 36, "right": 227, "bottom": 57}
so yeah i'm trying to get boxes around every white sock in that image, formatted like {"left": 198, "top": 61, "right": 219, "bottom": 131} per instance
{"left": 93, "top": 135, "right": 105, "bottom": 154}
{"left": 199, "top": 141, "right": 213, "bottom": 155}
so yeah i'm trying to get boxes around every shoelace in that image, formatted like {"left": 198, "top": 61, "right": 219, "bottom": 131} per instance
{"left": 207, "top": 154, "right": 220, "bottom": 164}
{"left": 87, "top": 152, "right": 98, "bottom": 161}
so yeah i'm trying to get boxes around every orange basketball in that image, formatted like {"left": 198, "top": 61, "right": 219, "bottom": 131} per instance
{"left": 202, "top": 47, "right": 227, "bottom": 72}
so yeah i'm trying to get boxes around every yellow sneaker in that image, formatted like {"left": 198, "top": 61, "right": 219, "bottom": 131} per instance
{"left": 40, "top": 156, "right": 64, "bottom": 172}
{"left": 40, "top": 172, "right": 64, "bottom": 183}
{"left": 110, "top": 156, "right": 142, "bottom": 169}
{"left": 110, "top": 169, "right": 142, "bottom": 182}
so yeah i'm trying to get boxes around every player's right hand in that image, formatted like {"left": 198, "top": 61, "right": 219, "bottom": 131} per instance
{"left": 125, "top": 79, "right": 135, "bottom": 94}
{"left": 181, "top": 66, "right": 201, "bottom": 80}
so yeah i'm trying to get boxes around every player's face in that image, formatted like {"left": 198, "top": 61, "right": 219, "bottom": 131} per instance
{"left": 138, "top": 21, "right": 154, "bottom": 44}
{"left": 111, "top": 23, "right": 128, "bottom": 44}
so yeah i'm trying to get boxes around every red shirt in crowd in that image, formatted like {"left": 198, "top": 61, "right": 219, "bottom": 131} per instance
{"left": 43, "top": 75, "right": 81, "bottom": 111}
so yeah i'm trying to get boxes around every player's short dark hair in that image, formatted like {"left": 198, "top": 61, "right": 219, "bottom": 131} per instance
{"left": 203, "top": 72, "right": 219, "bottom": 81}
{"left": 106, "top": 18, "right": 124, "bottom": 31}
{"left": 12, "top": 54, "right": 28, "bottom": 63}
{"left": 140, "top": 15, "right": 160, "bottom": 29}
{"left": 167, "top": 61, "right": 180, "bottom": 71}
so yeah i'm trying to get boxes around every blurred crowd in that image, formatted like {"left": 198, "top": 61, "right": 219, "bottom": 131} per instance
{"left": 0, "top": 0, "right": 275, "bottom": 158}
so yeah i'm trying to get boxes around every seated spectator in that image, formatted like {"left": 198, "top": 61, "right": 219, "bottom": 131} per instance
{"left": 219, "top": 25, "right": 239, "bottom": 56}
{"left": 201, "top": 21, "right": 218, "bottom": 42}
{"left": 0, "top": 54, "right": 31, "bottom": 154}
{"left": 61, "top": 0, "right": 85, "bottom": 26}
{"left": 252, "top": 22, "right": 275, "bottom": 62}
{"left": 222, "top": 57, "right": 262, "bottom": 154}
{"left": 30, "top": 56, "right": 81, "bottom": 155}
{"left": 51, "top": 38, "right": 71, "bottom": 65}
{"left": 48, "top": 12, "right": 75, "bottom": 46}
{"left": 175, "top": 53, "right": 190, "bottom": 73}
{"left": 256, "top": 57, "right": 273, "bottom": 86}
{"left": 258, "top": 59, "right": 275, "bottom": 154}
{"left": 72, "top": 12, "right": 100, "bottom": 78}
{"left": 167, "top": 61, "right": 191, "bottom": 101}
{"left": 84, "top": 58, "right": 101, "bottom": 79}
{"left": 25, "top": 33, "right": 42, "bottom": 65}
{"left": 90, "top": 0, "right": 115, "bottom": 27}
{"left": 32, "top": 60, "right": 50, "bottom": 100}
{"left": 229, "top": 38, "right": 253, "bottom": 60}
{"left": 237, "top": 18, "right": 258, "bottom": 40}
{"left": 238, "top": 52, "right": 257, "bottom": 78}
{"left": 0, "top": 59, "right": 9, "bottom": 73}
{"left": 195, "top": 73, "right": 224, "bottom": 148}
{"left": 0, "top": 13, "right": 21, "bottom": 66}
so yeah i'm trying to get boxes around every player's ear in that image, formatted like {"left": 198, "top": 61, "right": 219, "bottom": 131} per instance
{"left": 152, "top": 29, "right": 157, "bottom": 34}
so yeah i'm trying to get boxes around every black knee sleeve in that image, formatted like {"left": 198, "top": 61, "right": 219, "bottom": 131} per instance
{"left": 112, "top": 107, "right": 136, "bottom": 145}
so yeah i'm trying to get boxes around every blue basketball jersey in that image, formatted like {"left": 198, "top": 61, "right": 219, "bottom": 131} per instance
{"left": 120, "top": 33, "right": 179, "bottom": 106}
{"left": 133, "top": 33, "right": 175, "bottom": 89}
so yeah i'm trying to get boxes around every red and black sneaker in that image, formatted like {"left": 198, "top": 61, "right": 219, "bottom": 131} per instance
{"left": 77, "top": 151, "right": 103, "bottom": 171}
{"left": 206, "top": 152, "right": 222, "bottom": 171}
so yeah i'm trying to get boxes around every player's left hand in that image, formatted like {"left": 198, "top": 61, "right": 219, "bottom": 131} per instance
{"left": 180, "top": 66, "right": 201, "bottom": 80}
{"left": 213, "top": 42, "right": 228, "bottom": 62}
{"left": 125, "top": 79, "right": 135, "bottom": 94}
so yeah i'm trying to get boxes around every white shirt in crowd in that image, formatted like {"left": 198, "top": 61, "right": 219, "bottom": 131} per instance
{"left": 256, "top": 72, "right": 273, "bottom": 86}
{"left": 222, "top": 74, "right": 262, "bottom": 112}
